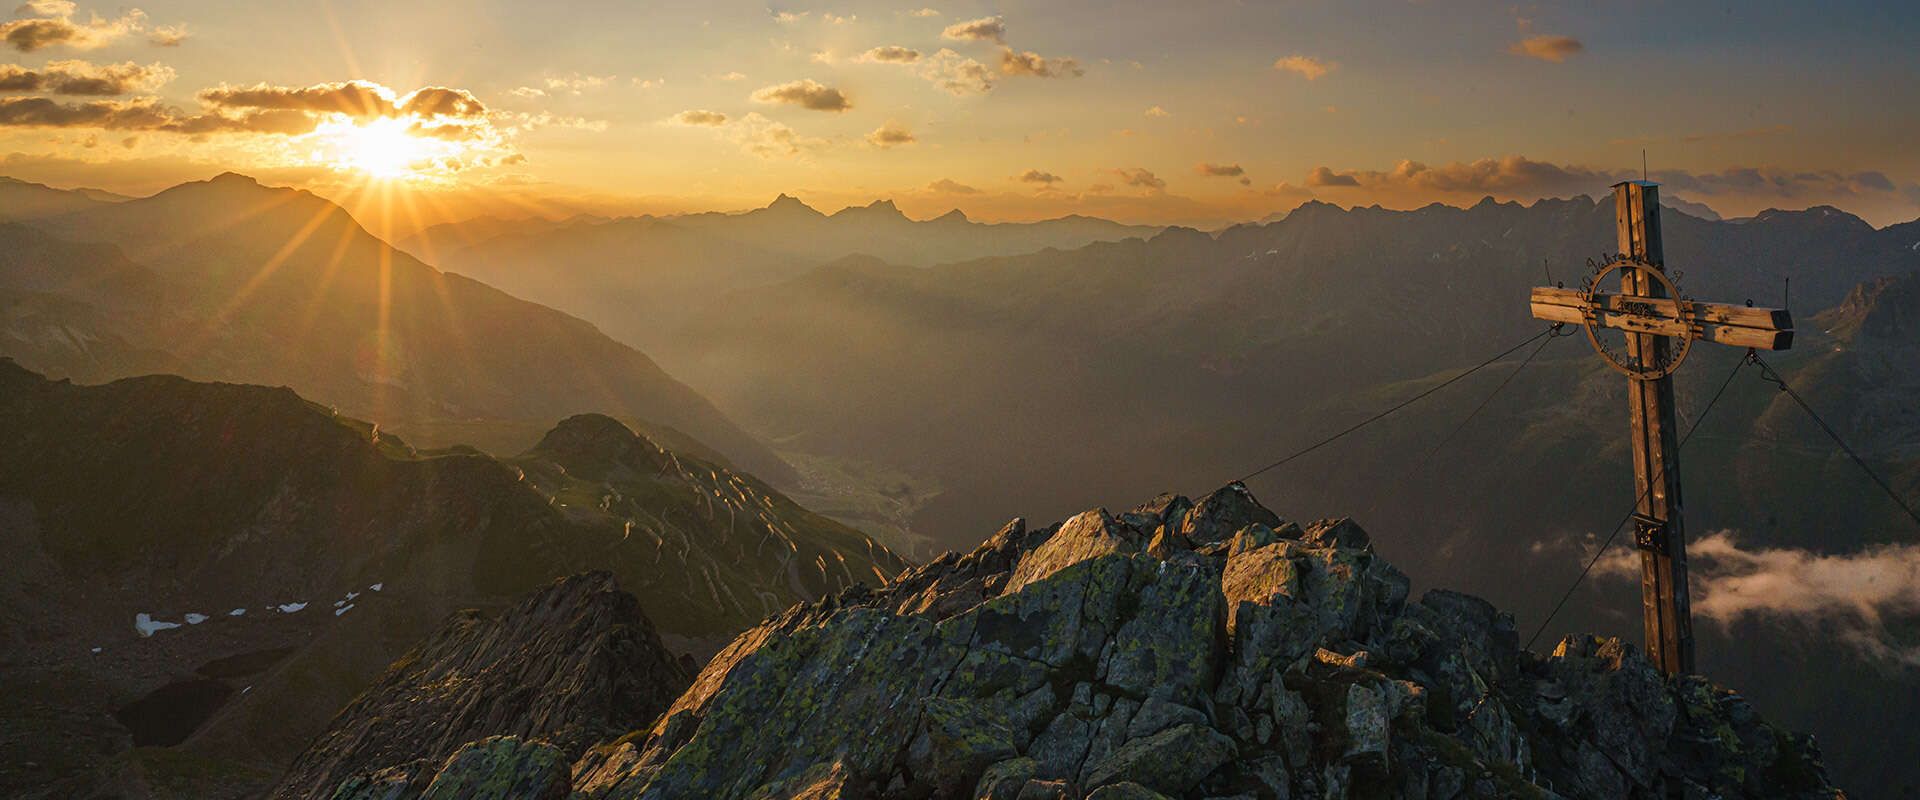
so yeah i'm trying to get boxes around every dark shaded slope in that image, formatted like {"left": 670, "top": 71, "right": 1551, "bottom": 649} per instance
{"left": 275, "top": 572, "right": 692, "bottom": 800}
{"left": 0, "top": 363, "right": 904, "bottom": 798}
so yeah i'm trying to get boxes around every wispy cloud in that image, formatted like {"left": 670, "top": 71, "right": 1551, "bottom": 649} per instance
{"left": 668, "top": 109, "right": 728, "bottom": 126}
{"left": 1510, "top": 34, "right": 1583, "bottom": 62}
{"left": 1110, "top": 167, "right": 1166, "bottom": 192}
{"left": 858, "top": 45, "right": 920, "bottom": 64}
{"left": 999, "top": 47, "right": 1081, "bottom": 78}
{"left": 927, "top": 177, "right": 977, "bottom": 194}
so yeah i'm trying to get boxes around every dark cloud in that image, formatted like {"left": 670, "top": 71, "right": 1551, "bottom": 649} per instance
{"left": 1110, "top": 167, "right": 1165, "bottom": 191}
{"left": 198, "top": 79, "right": 401, "bottom": 118}
{"left": 999, "top": 48, "right": 1081, "bottom": 78}
{"left": 0, "top": 94, "right": 315, "bottom": 134}
{"left": 0, "top": 94, "right": 168, "bottom": 127}
{"left": 1306, "top": 166, "right": 1360, "bottom": 187}
{"left": 859, "top": 45, "right": 920, "bottom": 63}
{"left": 1, "top": 5, "right": 150, "bottom": 53}
{"left": 0, "top": 59, "right": 174, "bottom": 95}
{"left": 2, "top": 17, "right": 82, "bottom": 51}
{"left": 1016, "top": 168, "right": 1062, "bottom": 185}
{"left": 750, "top": 78, "right": 851, "bottom": 112}
{"left": 1510, "top": 34, "right": 1583, "bottom": 62}
{"left": 941, "top": 15, "right": 1005, "bottom": 43}
{"left": 866, "top": 121, "right": 915, "bottom": 148}
{"left": 1195, "top": 162, "right": 1245, "bottom": 178}
{"left": 0, "top": 77, "right": 501, "bottom": 137}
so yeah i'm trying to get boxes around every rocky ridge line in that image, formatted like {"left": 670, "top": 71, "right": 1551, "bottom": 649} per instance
{"left": 394, "top": 484, "right": 1839, "bottom": 799}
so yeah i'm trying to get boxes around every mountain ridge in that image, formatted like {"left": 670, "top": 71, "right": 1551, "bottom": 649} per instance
{"left": 0, "top": 361, "right": 905, "bottom": 798}
{"left": 1, "top": 174, "right": 793, "bottom": 482}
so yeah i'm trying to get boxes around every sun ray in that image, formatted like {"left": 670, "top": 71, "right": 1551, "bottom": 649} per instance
{"left": 176, "top": 199, "right": 345, "bottom": 360}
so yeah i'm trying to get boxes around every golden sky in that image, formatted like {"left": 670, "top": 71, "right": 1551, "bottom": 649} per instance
{"left": 4, "top": 0, "right": 1919, "bottom": 232}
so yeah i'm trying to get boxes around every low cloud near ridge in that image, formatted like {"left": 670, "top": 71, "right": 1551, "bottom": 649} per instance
{"left": 1597, "top": 531, "right": 1920, "bottom": 667}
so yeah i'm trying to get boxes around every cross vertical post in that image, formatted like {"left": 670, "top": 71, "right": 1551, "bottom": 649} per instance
{"left": 1615, "top": 180, "right": 1694, "bottom": 675}
{"left": 1529, "top": 183, "right": 1792, "bottom": 674}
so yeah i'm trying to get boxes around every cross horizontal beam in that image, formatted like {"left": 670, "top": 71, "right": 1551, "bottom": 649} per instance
{"left": 1530, "top": 286, "right": 1794, "bottom": 351}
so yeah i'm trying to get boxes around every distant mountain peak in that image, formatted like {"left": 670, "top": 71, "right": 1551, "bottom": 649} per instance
{"left": 830, "top": 198, "right": 908, "bottom": 222}
{"left": 763, "top": 193, "right": 824, "bottom": 218}
{"left": 527, "top": 413, "right": 662, "bottom": 476}
{"left": 1751, "top": 205, "right": 1873, "bottom": 233}
{"left": 932, "top": 208, "right": 970, "bottom": 224}
{"left": 208, "top": 171, "right": 263, "bottom": 187}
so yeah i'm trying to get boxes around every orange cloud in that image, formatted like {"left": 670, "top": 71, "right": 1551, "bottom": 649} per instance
{"left": 1306, "top": 166, "right": 1359, "bottom": 187}
{"left": 867, "top": 121, "right": 915, "bottom": 148}
{"left": 1273, "top": 55, "right": 1333, "bottom": 80}
{"left": 941, "top": 16, "right": 1005, "bottom": 44}
{"left": 1510, "top": 35, "right": 1583, "bottom": 62}
{"left": 750, "top": 78, "right": 851, "bottom": 112}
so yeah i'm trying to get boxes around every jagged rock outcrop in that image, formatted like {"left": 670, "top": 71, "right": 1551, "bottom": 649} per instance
{"left": 275, "top": 572, "right": 691, "bottom": 799}
{"left": 375, "top": 484, "right": 1838, "bottom": 799}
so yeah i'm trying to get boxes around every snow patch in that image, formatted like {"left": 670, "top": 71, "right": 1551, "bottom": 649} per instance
{"left": 334, "top": 604, "right": 355, "bottom": 617}
{"left": 185, "top": 613, "right": 209, "bottom": 625}
{"left": 229, "top": 608, "right": 246, "bottom": 617}
{"left": 91, "top": 647, "right": 102, "bottom": 654}
{"left": 370, "top": 583, "right": 383, "bottom": 592}
{"left": 345, "top": 591, "right": 359, "bottom": 601}
{"left": 134, "top": 613, "right": 180, "bottom": 637}
{"left": 276, "top": 602, "right": 308, "bottom": 614}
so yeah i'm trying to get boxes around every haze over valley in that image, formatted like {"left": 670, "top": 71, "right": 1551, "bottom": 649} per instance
{"left": 2, "top": 1, "right": 1918, "bottom": 798}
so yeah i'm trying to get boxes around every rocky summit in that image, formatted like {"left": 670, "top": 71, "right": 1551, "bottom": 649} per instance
{"left": 276, "top": 572, "right": 692, "bottom": 800}
{"left": 361, "top": 483, "right": 1837, "bottom": 800}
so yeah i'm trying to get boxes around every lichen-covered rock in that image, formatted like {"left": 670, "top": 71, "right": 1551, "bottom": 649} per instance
{"left": 386, "top": 483, "right": 1842, "bottom": 799}
{"left": 1081, "top": 723, "right": 1236, "bottom": 795}
{"left": 416, "top": 737, "right": 568, "bottom": 800}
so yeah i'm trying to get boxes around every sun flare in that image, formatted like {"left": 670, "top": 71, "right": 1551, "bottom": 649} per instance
{"left": 311, "top": 116, "right": 448, "bottom": 181}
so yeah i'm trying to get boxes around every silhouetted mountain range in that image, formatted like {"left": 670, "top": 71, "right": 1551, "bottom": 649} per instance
{"left": 401, "top": 194, "right": 1163, "bottom": 351}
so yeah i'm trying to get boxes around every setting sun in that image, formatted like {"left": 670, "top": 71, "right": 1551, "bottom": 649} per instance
{"left": 312, "top": 116, "right": 446, "bottom": 181}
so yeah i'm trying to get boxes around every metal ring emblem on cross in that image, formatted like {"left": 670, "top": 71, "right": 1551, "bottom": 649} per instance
{"left": 1579, "top": 258, "right": 1694, "bottom": 380}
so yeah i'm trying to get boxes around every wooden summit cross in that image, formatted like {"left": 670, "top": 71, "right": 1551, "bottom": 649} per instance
{"left": 1528, "top": 180, "right": 1793, "bottom": 675}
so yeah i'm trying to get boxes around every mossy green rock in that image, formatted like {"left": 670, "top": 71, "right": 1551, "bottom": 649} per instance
{"left": 416, "top": 737, "right": 568, "bottom": 800}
